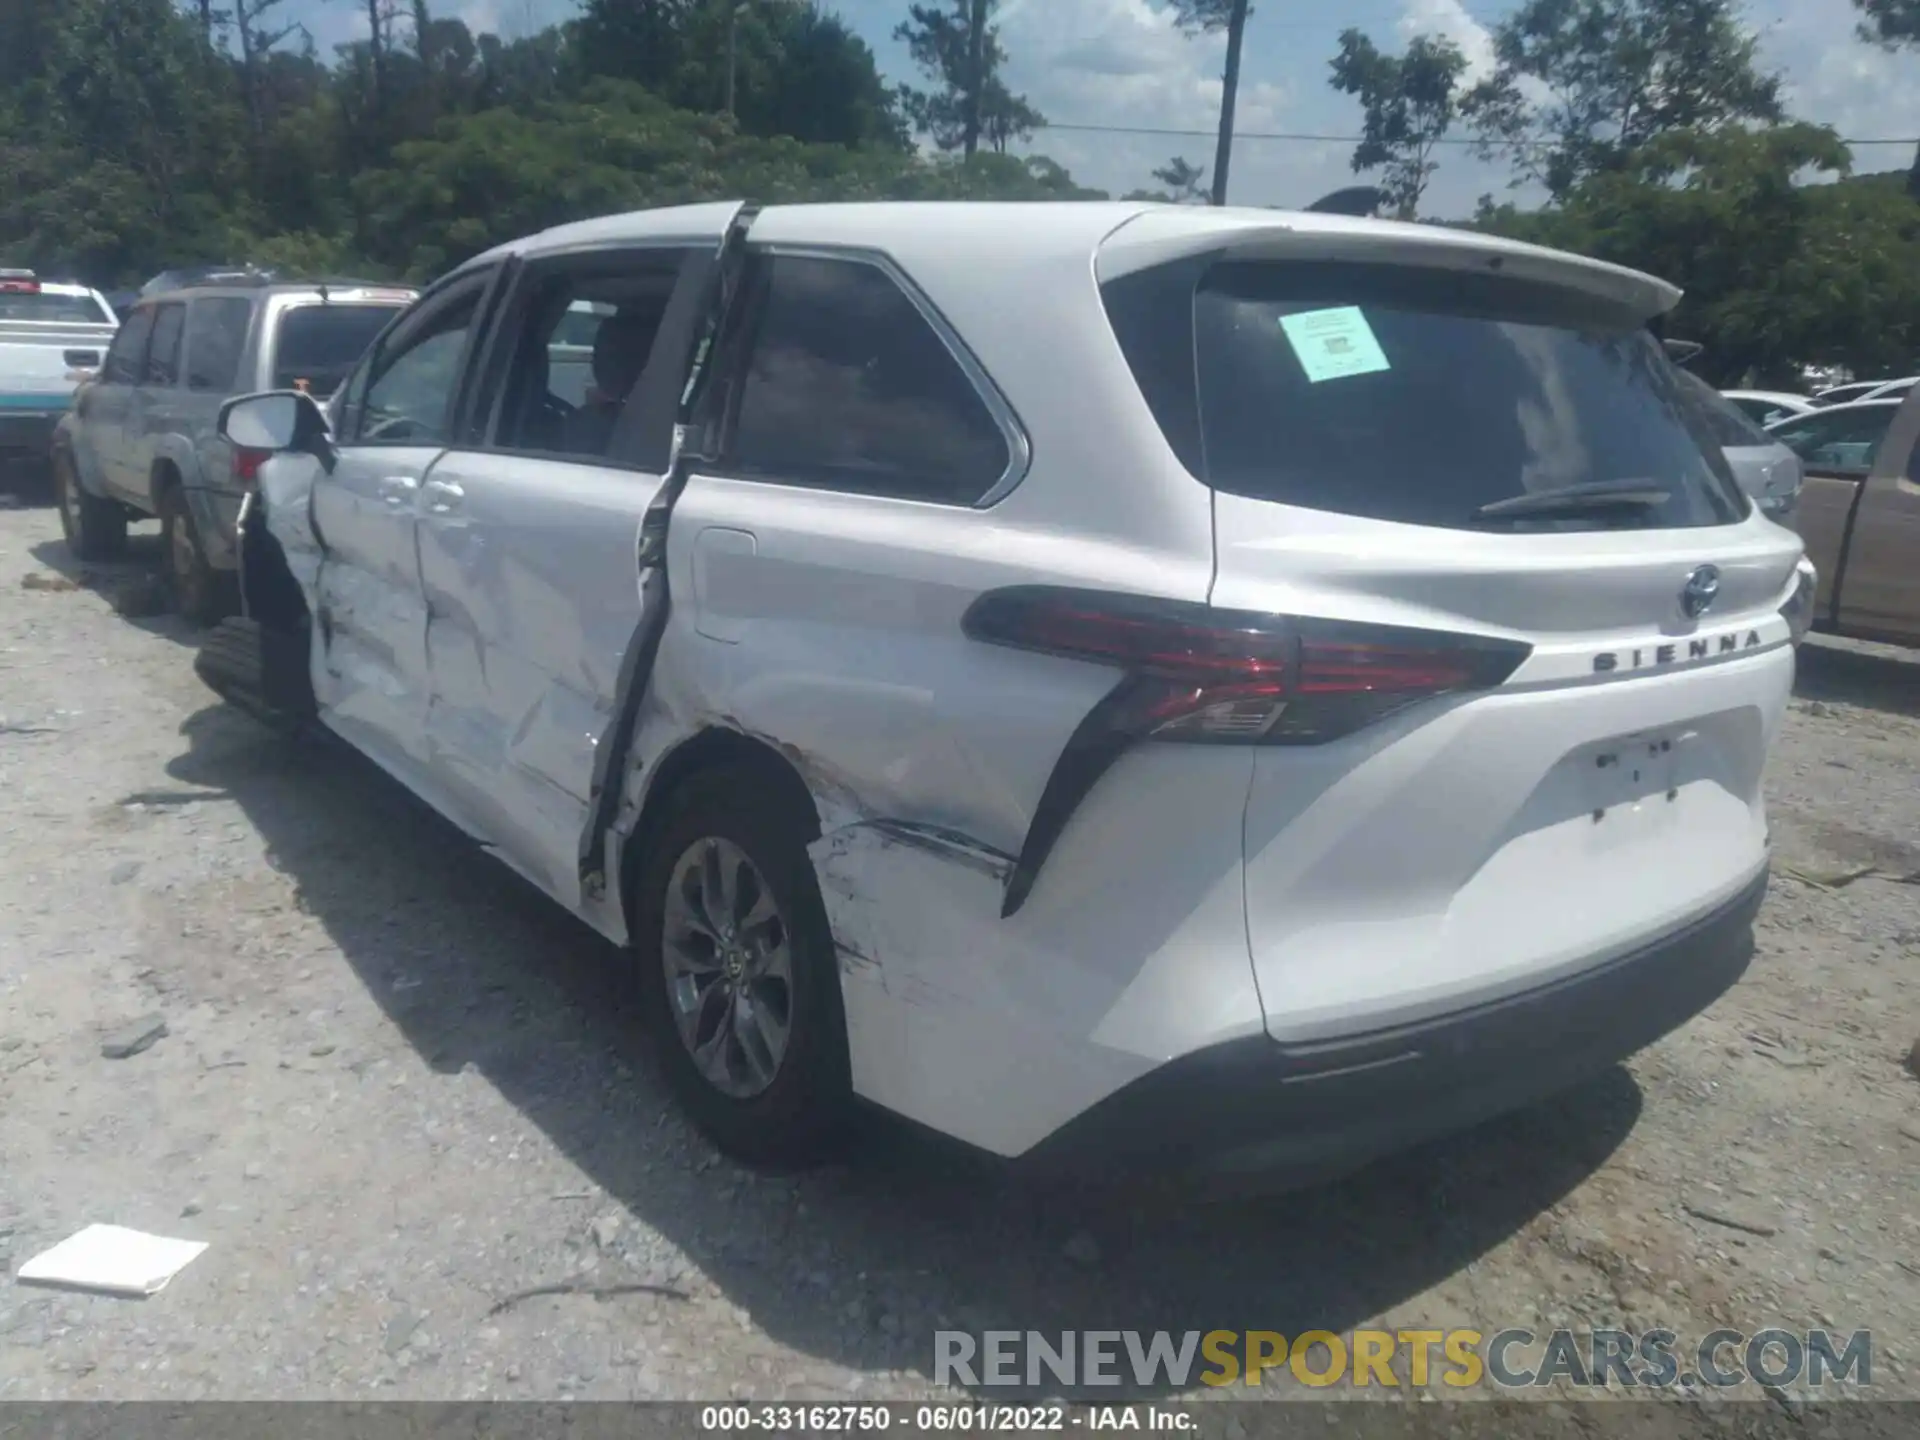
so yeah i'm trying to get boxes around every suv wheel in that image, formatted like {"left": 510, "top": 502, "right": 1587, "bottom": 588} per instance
{"left": 158, "top": 484, "right": 236, "bottom": 626}
{"left": 633, "top": 769, "right": 852, "bottom": 1167}
{"left": 55, "top": 451, "right": 127, "bottom": 561}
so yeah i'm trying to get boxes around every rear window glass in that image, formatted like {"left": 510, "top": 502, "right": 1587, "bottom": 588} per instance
{"left": 1104, "top": 259, "right": 1747, "bottom": 532}
{"left": 272, "top": 303, "right": 402, "bottom": 394}
{"left": 0, "top": 290, "right": 114, "bottom": 324}
{"left": 1675, "top": 371, "right": 1775, "bottom": 448}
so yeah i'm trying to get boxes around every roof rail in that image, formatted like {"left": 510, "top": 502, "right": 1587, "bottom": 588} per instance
{"left": 309, "top": 276, "right": 416, "bottom": 292}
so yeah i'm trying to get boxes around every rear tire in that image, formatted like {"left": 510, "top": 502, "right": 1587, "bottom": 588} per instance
{"left": 632, "top": 768, "right": 852, "bottom": 1168}
{"left": 55, "top": 450, "right": 127, "bottom": 561}
{"left": 159, "top": 483, "right": 236, "bottom": 626}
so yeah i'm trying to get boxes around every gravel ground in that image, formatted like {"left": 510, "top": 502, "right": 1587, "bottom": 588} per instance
{"left": 1, "top": 496, "right": 1917, "bottom": 1409}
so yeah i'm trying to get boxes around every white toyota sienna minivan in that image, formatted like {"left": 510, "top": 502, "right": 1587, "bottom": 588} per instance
{"left": 200, "top": 201, "right": 1814, "bottom": 1182}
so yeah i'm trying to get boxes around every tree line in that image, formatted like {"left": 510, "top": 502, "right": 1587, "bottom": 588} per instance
{"left": 0, "top": 0, "right": 1075, "bottom": 286}
{"left": 0, "top": 1, "right": 1915, "bottom": 386}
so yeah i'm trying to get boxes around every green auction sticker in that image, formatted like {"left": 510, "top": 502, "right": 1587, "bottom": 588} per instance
{"left": 1279, "top": 305, "right": 1391, "bottom": 383}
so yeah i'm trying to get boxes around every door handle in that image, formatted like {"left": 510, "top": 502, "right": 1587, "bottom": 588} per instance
{"left": 378, "top": 475, "right": 418, "bottom": 506}
{"left": 421, "top": 478, "right": 464, "bottom": 514}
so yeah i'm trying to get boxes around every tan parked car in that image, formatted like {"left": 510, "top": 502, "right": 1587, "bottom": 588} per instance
{"left": 1771, "top": 386, "right": 1920, "bottom": 646}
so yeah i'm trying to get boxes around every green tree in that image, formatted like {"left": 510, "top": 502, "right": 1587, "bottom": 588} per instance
{"left": 1853, "top": 0, "right": 1920, "bottom": 197}
{"left": 679, "top": 2, "right": 906, "bottom": 147}
{"left": 0, "top": 0, "right": 1094, "bottom": 289}
{"left": 1464, "top": 0, "right": 1785, "bottom": 201}
{"left": 574, "top": 0, "right": 691, "bottom": 95}
{"left": 0, "top": 0, "right": 246, "bottom": 281}
{"left": 1154, "top": 156, "right": 1209, "bottom": 203}
{"left": 1172, "top": 0, "right": 1251, "bottom": 205}
{"left": 1477, "top": 124, "right": 1920, "bottom": 386}
{"left": 351, "top": 79, "right": 1096, "bottom": 277}
{"left": 232, "top": 1, "right": 304, "bottom": 163}
{"left": 574, "top": 1, "right": 902, "bottom": 149}
{"left": 751, "top": 4, "right": 907, "bottom": 149}
{"left": 1855, "top": 0, "right": 1920, "bottom": 39}
{"left": 1328, "top": 30, "right": 1468, "bottom": 219}
{"left": 894, "top": 1, "right": 1043, "bottom": 157}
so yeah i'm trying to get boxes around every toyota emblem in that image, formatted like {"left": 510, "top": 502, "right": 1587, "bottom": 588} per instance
{"left": 1680, "top": 564, "right": 1721, "bottom": 619}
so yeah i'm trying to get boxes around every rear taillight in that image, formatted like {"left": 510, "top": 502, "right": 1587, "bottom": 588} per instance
{"left": 1781, "top": 559, "right": 1816, "bottom": 644}
{"left": 962, "top": 586, "right": 1530, "bottom": 746}
{"left": 964, "top": 586, "right": 1530, "bottom": 916}
{"left": 232, "top": 446, "right": 271, "bottom": 488}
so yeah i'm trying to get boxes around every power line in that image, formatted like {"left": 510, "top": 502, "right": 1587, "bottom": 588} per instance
{"left": 1034, "top": 121, "right": 1920, "bottom": 148}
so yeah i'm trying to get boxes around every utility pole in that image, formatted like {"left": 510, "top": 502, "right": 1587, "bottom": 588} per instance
{"left": 725, "top": 1, "right": 739, "bottom": 118}
{"left": 962, "top": 0, "right": 988, "bottom": 159}
{"left": 1210, "top": 0, "right": 1249, "bottom": 206}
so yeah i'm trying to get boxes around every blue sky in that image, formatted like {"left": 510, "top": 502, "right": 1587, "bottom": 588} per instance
{"left": 290, "top": 1, "right": 1920, "bottom": 216}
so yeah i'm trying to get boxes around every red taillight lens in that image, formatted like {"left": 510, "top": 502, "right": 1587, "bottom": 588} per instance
{"left": 962, "top": 586, "right": 1531, "bottom": 745}
{"left": 232, "top": 446, "right": 271, "bottom": 487}
{"left": 0, "top": 280, "right": 40, "bottom": 294}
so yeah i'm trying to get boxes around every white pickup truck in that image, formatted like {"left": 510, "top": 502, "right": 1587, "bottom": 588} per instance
{"left": 0, "top": 269, "right": 119, "bottom": 490}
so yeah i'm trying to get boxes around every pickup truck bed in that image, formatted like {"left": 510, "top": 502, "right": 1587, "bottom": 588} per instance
{"left": 0, "top": 319, "right": 116, "bottom": 481}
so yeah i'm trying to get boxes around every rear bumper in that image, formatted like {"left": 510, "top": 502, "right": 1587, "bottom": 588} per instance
{"left": 1018, "top": 866, "right": 1765, "bottom": 1182}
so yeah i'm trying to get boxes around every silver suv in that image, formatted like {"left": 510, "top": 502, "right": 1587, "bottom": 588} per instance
{"left": 51, "top": 278, "right": 417, "bottom": 621}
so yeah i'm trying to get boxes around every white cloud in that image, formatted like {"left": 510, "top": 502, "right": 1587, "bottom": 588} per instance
{"left": 1395, "top": 0, "right": 1498, "bottom": 85}
{"left": 1763, "top": 0, "right": 1920, "bottom": 175}
{"left": 1002, "top": 0, "right": 1287, "bottom": 135}
{"left": 993, "top": 0, "right": 1296, "bottom": 201}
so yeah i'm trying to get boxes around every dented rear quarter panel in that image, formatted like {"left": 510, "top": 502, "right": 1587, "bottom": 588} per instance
{"left": 593, "top": 404, "right": 1255, "bottom": 1155}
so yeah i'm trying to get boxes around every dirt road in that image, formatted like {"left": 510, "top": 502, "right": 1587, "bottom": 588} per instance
{"left": 1, "top": 498, "right": 1916, "bottom": 1408}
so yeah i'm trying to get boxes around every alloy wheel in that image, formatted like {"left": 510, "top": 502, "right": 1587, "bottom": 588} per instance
{"left": 660, "top": 836, "right": 794, "bottom": 1099}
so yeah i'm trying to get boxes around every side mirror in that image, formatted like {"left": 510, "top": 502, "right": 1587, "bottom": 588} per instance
{"left": 217, "top": 389, "right": 331, "bottom": 459}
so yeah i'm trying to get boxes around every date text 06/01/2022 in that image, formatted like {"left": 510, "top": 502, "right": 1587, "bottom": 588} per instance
{"left": 697, "top": 1405, "right": 1197, "bottom": 1432}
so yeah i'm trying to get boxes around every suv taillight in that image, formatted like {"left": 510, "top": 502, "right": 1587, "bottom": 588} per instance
{"left": 963, "top": 586, "right": 1532, "bottom": 915}
{"left": 232, "top": 446, "right": 271, "bottom": 488}
{"left": 961, "top": 586, "right": 1531, "bottom": 745}
{"left": 1781, "top": 559, "right": 1816, "bottom": 644}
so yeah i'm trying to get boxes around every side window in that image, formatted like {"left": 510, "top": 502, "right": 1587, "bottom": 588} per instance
{"left": 145, "top": 303, "right": 186, "bottom": 387}
{"left": 353, "top": 289, "right": 481, "bottom": 446}
{"left": 102, "top": 305, "right": 155, "bottom": 384}
{"left": 1772, "top": 409, "right": 1894, "bottom": 474}
{"left": 720, "top": 254, "right": 1012, "bottom": 505}
{"left": 185, "top": 297, "right": 253, "bottom": 392}
{"left": 487, "top": 253, "right": 684, "bottom": 462}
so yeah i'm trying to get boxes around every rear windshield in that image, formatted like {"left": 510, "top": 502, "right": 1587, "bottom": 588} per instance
{"left": 1675, "top": 370, "right": 1776, "bottom": 448}
{"left": 0, "top": 291, "right": 114, "bottom": 325}
{"left": 272, "top": 303, "right": 402, "bottom": 394}
{"left": 1103, "top": 258, "right": 1747, "bottom": 531}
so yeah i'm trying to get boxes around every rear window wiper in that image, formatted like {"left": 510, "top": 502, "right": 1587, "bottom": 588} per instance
{"left": 1469, "top": 480, "right": 1671, "bottom": 522}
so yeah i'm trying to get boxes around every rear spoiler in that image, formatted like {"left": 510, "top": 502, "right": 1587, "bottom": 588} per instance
{"left": 1096, "top": 207, "right": 1683, "bottom": 324}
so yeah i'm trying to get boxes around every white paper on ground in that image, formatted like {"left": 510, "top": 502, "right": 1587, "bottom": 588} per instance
{"left": 15, "top": 1224, "right": 209, "bottom": 1297}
